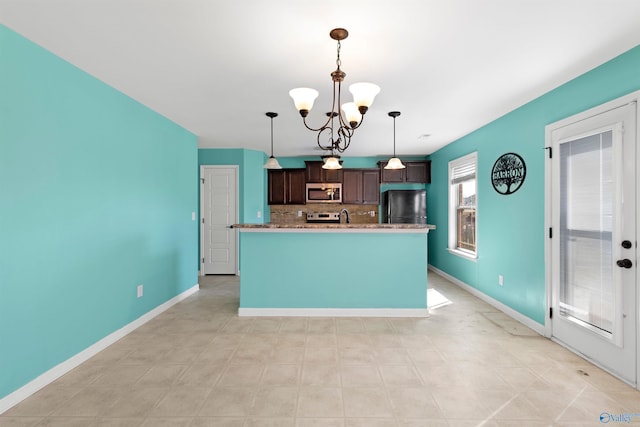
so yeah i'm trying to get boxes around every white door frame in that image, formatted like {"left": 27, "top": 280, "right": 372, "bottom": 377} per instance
{"left": 200, "top": 165, "right": 239, "bottom": 275}
{"left": 544, "top": 90, "right": 640, "bottom": 389}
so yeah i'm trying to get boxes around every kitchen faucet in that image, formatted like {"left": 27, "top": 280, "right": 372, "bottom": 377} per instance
{"left": 340, "top": 208, "right": 351, "bottom": 224}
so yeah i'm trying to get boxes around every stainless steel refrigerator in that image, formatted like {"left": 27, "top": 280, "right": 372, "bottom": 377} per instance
{"left": 382, "top": 190, "right": 427, "bottom": 224}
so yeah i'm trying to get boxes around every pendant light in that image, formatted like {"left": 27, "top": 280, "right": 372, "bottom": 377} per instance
{"left": 384, "top": 111, "right": 405, "bottom": 170}
{"left": 263, "top": 112, "right": 282, "bottom": 169}
{"left": 320, "top": 113, "right": 343, "bottom": 170}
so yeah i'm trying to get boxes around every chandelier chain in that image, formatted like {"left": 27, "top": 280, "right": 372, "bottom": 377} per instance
{"left": 336, "top": 40, "right": 342, "bottom": 70}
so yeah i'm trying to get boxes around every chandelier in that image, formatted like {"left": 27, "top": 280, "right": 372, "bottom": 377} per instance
{"left": 289, "top": 28, "right": 380, "bottom": 159}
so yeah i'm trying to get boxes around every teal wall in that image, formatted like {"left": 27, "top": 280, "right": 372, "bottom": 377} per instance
{"left": 0, "top": 25, "right": 198, "bottom": 399}
{"left": 427, "top": 44, "right": 640, "bottom": 325}
{"left": 198, "top": 148, "right": 268, "bottom": 224}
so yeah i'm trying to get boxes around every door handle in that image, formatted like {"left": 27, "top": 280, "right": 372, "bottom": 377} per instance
{"left": 616, "top": 259, "right": 633, "bottom": 269}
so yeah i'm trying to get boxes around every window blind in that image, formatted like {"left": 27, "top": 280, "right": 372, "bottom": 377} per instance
{"left": 450, "top": 159, "right": 476, "bottom": 184}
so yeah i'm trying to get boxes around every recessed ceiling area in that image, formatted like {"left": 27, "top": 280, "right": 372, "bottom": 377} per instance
{"left": 2, "top": 0, "right": 640, "bottom": 157}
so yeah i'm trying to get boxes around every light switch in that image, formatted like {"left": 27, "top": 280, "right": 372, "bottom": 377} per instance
{"left": 191, "top": 212, "right": 196, "bottom": 221}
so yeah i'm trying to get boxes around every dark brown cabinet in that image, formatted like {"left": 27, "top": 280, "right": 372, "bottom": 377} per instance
{"left": 288, "top": 169, "right": 306, "bottom": 204}
{"left": 268, "top": 169, "right": 306, "bottom": 205}
{"left": 305, "top": 161, "right": 343, "bottom": 183}
{"left": 379, "top": 161, "right": 431, "bottom": 183}
{"left": 379, "top": 164, "right": 404, "bottom": 183}
{"left": 405, "top": 161, "right": 431, "bottom": 183}
{"left": 343, "top": 169, "right": 380, "bottom": 205}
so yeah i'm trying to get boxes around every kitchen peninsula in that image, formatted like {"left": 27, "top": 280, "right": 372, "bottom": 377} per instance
{"left": 232, "top": 223, "right": 435, "bottom": 317}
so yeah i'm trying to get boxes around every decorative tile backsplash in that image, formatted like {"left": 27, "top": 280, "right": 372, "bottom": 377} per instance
{"left": 270, "top": 204, "right": 379, "bottom": 224}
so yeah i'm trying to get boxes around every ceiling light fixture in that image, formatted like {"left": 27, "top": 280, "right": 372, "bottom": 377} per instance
{"left": 263, "top": 112, "right": 282, "bottom": 169}
{"left": 289, "top": 28, "right": 380, "bottom": 157}
{"left": 384, "top": 111, "right": 405, "bottom": 170}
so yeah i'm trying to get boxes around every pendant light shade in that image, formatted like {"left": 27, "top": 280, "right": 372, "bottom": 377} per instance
{"left": 322, "top": 156, "right": 343, "bottom": 170}
{"left": 384, "top": 111, "right": 405, "bottom": 170}
{"left": 385, "top": 157, "right": 405, "bottom": 170}
{"left": 264, "top": 156, "right": 282, "bottom": 169}
{"left": 264, "top": 112, "right": 282, "bottom": 169}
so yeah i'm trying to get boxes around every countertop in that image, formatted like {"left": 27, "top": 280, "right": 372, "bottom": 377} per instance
{"left": 231, "top": 223, "right": 435, "bottom": 231}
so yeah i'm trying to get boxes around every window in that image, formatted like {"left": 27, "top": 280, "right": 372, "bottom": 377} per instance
{"left": 449, "top": 152, "right": 477, "bottom": 258}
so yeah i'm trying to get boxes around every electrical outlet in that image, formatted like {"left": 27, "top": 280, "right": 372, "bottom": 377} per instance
{"left": 191, "top": 211, "right": 196, "bottom": 221}
{"left": 498, "top": 275, "right": 504, "bottom": 286}
{"left": 257, "top": 211, "right": 262, "bottom": 218}
{"left": 298, "top": 210, "right": 303, "bottom": 217}
{"left": 370, "top": 211, "right": 376, "bottom": 217}
{"left": 137, "top": 284, "right": 143, "bottom": 298}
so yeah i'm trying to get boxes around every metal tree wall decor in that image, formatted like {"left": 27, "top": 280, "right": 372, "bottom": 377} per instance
{"left": 491, "top": 153, "right": 526, "bottom": 195}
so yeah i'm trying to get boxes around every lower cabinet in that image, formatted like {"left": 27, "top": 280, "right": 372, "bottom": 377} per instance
{"left": 343, "top": 169, "right": 380, "bottom": 204}
{"left": 268, "top": 169, "right": 306, "bottom": 205}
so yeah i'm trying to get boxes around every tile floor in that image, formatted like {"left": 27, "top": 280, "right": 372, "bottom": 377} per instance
{"left": 2, "top": 273, "right": 639, "bottom": 426}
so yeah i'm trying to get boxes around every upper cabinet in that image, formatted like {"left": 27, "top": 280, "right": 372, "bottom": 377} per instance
{"left": 378, "top": 160, "right": 431, "bottom": 183}
{"left": 268, "top": 160, "right": 429, "bottom": 206}
{"left": 305, "top": 161, "right": 343, "bottom": 183}
{"left": 405, "top": 161, "right": 431, "bottom": 183}
{"left": 268, "top": 169, "right": 306, "bottom": 205}
{"left": 343, "top": 169, "right": 380, "bottom": 205}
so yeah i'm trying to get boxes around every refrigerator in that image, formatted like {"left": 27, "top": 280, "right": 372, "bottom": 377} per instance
{"left": 382, "top": 190, "right": 427, "bottom": 224}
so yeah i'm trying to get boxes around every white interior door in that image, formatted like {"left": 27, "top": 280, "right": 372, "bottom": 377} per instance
{"left": 201, "top": 166, "right": 238, "bottom": 275}
{"left": 548, "top": 101, "right": 637, "bottom": 385}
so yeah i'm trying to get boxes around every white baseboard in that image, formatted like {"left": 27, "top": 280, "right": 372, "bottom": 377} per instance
{"left": 428, "top": 265, "right": 545, "bottom": 335}
{"left": 0, "top": 283, "right": 200, "bottom": 415}
{"left": 238, "top": 308, "right": 429, "bottom": 317}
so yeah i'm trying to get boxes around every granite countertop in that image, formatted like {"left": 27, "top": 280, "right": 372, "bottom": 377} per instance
{"left": 231, "top": 223, "right": 436, "bottom": 230}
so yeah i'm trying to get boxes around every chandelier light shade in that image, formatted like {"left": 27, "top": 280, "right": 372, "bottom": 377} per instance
{"left": 349, "top": 83, "right": 381, "bottom": 112}
{"left": 289, "top": 28, "right": 380, "bottom": 154}
{"left": 384, "top": 111, "right": 406, "bottom": 170}
{"left": 263, "top": 112, "right": 282, "bottom": 169}
{"left": 341, "top": 102, "right": 362, "bottom": 126}
{"left": 289, "top": 88, "right": 319, "bottom": 113}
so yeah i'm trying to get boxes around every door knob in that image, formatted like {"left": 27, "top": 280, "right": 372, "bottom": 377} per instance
{"left": 621, "top": 240, "right": 633, "bottom": 249}
{"left": 616, "top": 259, "right": 633, "bottom": 268}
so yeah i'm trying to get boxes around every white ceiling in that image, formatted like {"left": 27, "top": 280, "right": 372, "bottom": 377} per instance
{"left": 2, "top": 0, "right": 640, "bottom": 157}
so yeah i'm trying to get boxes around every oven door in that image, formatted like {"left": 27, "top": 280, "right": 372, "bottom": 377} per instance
{"left": 306, "top": 183, "right": 342, "bottom": 203}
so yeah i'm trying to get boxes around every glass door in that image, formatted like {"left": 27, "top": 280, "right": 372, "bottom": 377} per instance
{"left": 550, "top": 103, "right": 636, "bottom": 385}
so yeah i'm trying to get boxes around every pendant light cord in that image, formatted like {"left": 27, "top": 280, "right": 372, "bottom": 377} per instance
{"left": 393, "top": 115, "right": 397, "bottom": 157}
{"left": 266, "top": 112, "right": 278, "bottom": 157}
{"left": 270, "top": 116, "right": 274, "bottom": 156}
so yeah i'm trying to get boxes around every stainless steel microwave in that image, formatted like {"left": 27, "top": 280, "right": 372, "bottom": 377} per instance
{"left": 305, "top": 183, "right": 342, "bottom": 203}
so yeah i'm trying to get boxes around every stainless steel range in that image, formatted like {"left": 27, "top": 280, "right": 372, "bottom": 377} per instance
{"left": 306, "top": 212, "right": 340, "bottom": 224}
